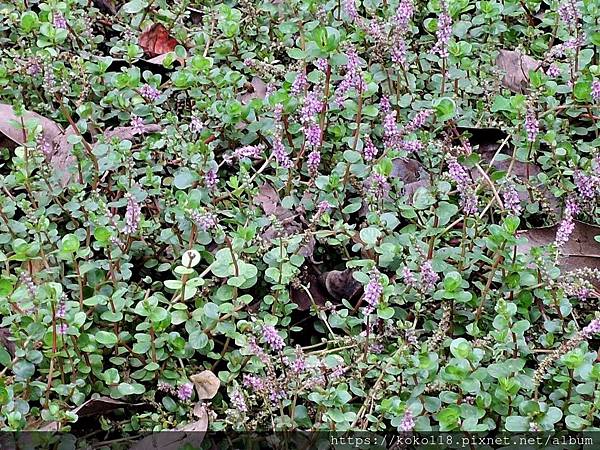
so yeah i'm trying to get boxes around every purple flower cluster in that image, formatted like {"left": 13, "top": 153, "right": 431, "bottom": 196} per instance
{"left": 265, "top": 83, "right": 276, "bottom": 101}
{"left": 546, "top": 63, "right": 561, "bottom": 78}
{"left": 191, "top": 211, "right": 218, "bottom": 231}
{"left": 230, "top": 390, "right": 247, "bottom": 412}
{"left": 394, "top": 0, "right": 414, "bottom": 32}
{"left": 565, "top": 36, "right": 583, "bottom": 51}
{"left": 555, "top": 197, "right": 579, "bottom": 247}
{"left": 421, "top": 260, "right": 439, "bottom": 291}
{"left": 582, "top": 319, "right": 600, "bottom": 338}
{"left": 380, "top": 95, "right": 391, "bottom": 115}
{"left": 243, "top": 373, "right": 265, "bottom": 391}
{"left": 335, "top": 46, "right": 365, "bottom": 106}
{"left": 525, "top": 107, "right": 539, "bottom": 142}
{"left": 383, "top": 110, "right": 399, "bottom": 147}
{"left": 26, "top": 59, "right": 42, "bottom": 76}
{"left": 366, "top": 172, "right": 390, "bottom": 198}
{"left": 123, "top": 193, "right": 142, "bottom": 234}
{"left": 399, "top": 140, "right": 423, "bottom": 153}
{"left": 315, "top": 58, "right": 328, "bottom": 72}
{"left": 363, "top": 274, "right": 383, "bottom": 315}
{"left": 130, "top": 116, "right": 145, "bottom": 134}
{"left": 177, "top": 383, "right": 193, "bottom": 401}
{"left": 362, "top": 136, "right": 378, "bottom": 162}
{"left": 204, "top": 169, "right": 218, "bottom": 189}
{"left": 139, "top": 84, "right": 161, "bottom": 102}
{"left": 300, "top": 92, "right": 324, "bottom": 148}
{"left": 592, "top": 80, "right": 600, "bottom": 102}
{"left": 53, "top": 12, "right": 68, "bottom": 30}
{"left": 272, "top": 135, "right": 293, "bottom": 169}
{"left": 344, "top": 0, "right": 359, "bottom": 21}
{"left": 300, "top": 92, "right": 324, "bottom": 122}
{"left": 402, "top": 266, "right": 416, "bottom": 288}
{"left": 390, "top": 0, "right": 414, "bottom": 66}
{"left": 432, "top": 3, "right": 452, "bottom": 58}
{"left": 290, "top": 358, "right": 307, "bottom": 373}
{"left": 190, "top": 116, "right": 203, "bottom": 133}
{"left": 317, "top": 200, "right": 332, "bottom": 215}
{"left": 502, "top": 184, "right": 522, "bottom": 216}
{"left": 447, "top": 157, "right": 477, "bottom": 215}
{"left": 234, "top": 144, "right": 265, "bottom": 160}
{"left": 272, "top": 104, "right": 294, "bottom": 169}
{"left": 402, "top": 110, "right": 433, "bottom": 134}
{"left": 307, "top": 149, "right": 321, "bottom": 174}
{"left": 56, "top": 294, "right": 67, "bottom": 318}
{"left": 330, "top": 364, "right": 348, "bottom": 380}
{"left": 57, "top": 323, "right": 68, "bottom": 335}
{"left": 399, "top": 409, "right": 415, "bottom": 432}
{"left": 574, "top": 170, "right": 599, "bottom": 199}
{"left": 291, "top": 72, "right": 307, "bottom": 96}
{"left": 391, "top": 38, "right": 408, "bottom": 67}
{"left": 367, "top": 20, "right": 384, "bottom": 42}
{"left": 262, "top": 325, "right": 285, "bottom": 351}
{"left": 304, "top": 122, "right": 322, "bottom": 147}
{"left": 269, "top": 389, "right": 286, "bottom": 404}
{"left": 247, "top": 336, "right": 269, "bottom": 363}
{"left": 558, "top": 0, "right": 581, "bottom": 28}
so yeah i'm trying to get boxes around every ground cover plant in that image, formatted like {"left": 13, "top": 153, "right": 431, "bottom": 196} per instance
{"left": 1, "top": 0, "right": 600, "bottom": 439}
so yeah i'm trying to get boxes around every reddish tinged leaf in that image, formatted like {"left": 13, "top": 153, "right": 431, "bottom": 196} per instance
{"left": 139, "top": 24, "right": 178, "bottom": 57}
{"left": 255, "top": 183, "right": 280, "bottom": 215}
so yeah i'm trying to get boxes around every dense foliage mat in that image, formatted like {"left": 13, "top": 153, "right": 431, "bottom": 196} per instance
{"left": 1, "top": 0, "right": 600, "bottom": 435}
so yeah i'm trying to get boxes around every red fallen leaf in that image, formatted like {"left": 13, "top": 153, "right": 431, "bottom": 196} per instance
{"left": 139, "top": 24, "right": 178, "bottom": 57}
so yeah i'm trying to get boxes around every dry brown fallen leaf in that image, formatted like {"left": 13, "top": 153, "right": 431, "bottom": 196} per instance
{"left": 190, "top": 370, "right": 220, "bottom": 400}
{"left": 517, "top": 220, "right": 600, "bottom": 288}
{"left": 40, "top": 396, "right": 145, "bottom": 430}
{"left": 0, "top": 103, "right": 75, "bottom": 186}
{"left": 93, "top": 0, "right": 117, "bottom": 14}
{"left": 495, "top": 49, "right": 540, "bottom": 93}
{"left": 0, "top": 103, "right": 62, "bottom": 147}
{"left": 139, "top": 24, "right": 178, "bottom": 58}
{"left": 323, "top": 269, "right": 363, "bottom": 302}
{"left": 103, "top": 124, "right": 162, "bottom": 141}
{"left": 391, "top": 158, "right": 425, "bottom": 184}
{"left": 180, "top": 403, "right": 209, "bottom": 431}
{"left": 238, "top": 76, "right": 268, "bottom": 105}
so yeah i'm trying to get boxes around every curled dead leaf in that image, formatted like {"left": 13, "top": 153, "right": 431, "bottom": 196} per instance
{"left": 190, "top": 370, "right": 220, "bottom": 400}
{"left": 323, "top": 269, "right": 363, "bottom": 302}
{"left": 495, "top": 49, "right": 540, "bottom": 93}
{"left": 181, "top": 403, "right": 208, "bottom": 431}
{"left": 238, "top": 77, "right": 268, "bottom": 104}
